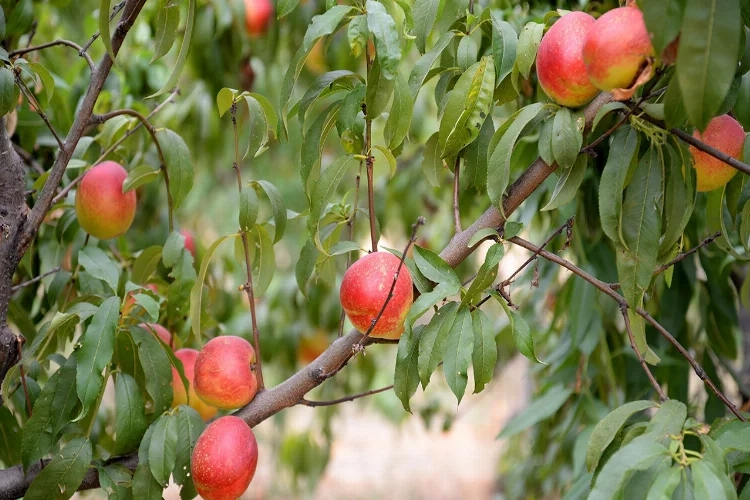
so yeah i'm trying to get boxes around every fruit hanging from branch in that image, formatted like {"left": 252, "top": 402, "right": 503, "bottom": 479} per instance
{"left": 193, "top": 336, "right": 259, "bottom": 409}
{"left": 74, "top": 161, "right": 137, "bottom": 240}
{"left": 690, "top": 114, "right": 746, "bottom": 192}
{"left": 172, "top": 348, "right": 219, "bottom": 421}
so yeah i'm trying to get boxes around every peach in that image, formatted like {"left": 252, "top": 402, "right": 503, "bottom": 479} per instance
{"left": 191, "top": 416, "right": 258, "bottom": 500}
{"left": 75, "top": 161, "right": 136, "bottom": 240}
{"left": 536, "top": 12, "right": 598, "bottom": 107}
{"left": 122, "top": 284, "right": 158, "bottom": 313}
{"left": 244, "top": 0, "right": 273, "bottom": 37}
{"left": 297, "top": 331, "right": 329, "bottom": 364}
{"left": 171, "top": 349, "right": 218, "bottom": 421}
{"left": 582, "top": 7, "right": 654, "bottom": 92}
{"left": 339, "top": 252, "right": 413, "bottom": 340}
{"left": 194, "top": 336, "right": 258, "bottom": 409}
{"left": 181, "top": 229, "right": 196, "bottom": 258}
{"left": 690, "top": 114, "right": 746, "bottom": 192}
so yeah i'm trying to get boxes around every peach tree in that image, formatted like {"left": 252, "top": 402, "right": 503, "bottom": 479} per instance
{"left": 0, "top": 0, "right": 749, "bottom": 498}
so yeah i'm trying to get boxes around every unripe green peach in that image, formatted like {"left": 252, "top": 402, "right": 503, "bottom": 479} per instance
{"left": 191, "top": 416, "right": 258, "bottom": 500}
{"left": 582, "top": 7, "right": 654, "bottom": 92}
{"left": 536, "top": 12, "right": 599, "bottom": 108}
{"left": 690, "top": 115, "right": 746, "bottom": 192}
{"left": 339, "top": 252, "right": 413, "bottom": 340}
{"left": 75, "top": 161, "right": 136, "bottom": 240}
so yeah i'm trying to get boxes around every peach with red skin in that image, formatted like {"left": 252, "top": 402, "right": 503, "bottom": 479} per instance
{"left": 171, "top": 349, "right": 218, "bottom": 420}
{"left": 690, "top": 114, "right": 746, "bottom": 192}
{"left": 194, "top": 336, "right": 258, "bottom": 409}
{"left": 191, "top": 416, "right": 258, "bottom": 500}
{"left": 339, "top": 252, "right": 413, "bottom": 340}
{"left": 244, "top": 0, "right": 273, "bottom": 37}
{"left": 180, "top": 229, "right": 196, "bottom": 258}
{"left": 536, "top": 12, "right": 598, "bottom": 108}
{"left": 75, "top": 161, "right": 136, "bottom": 240}
{"left": 582, "top": 7, "right": 654, "bottom": 92}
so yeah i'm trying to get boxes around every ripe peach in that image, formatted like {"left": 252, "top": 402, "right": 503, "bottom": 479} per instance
{"left": 297, "top": 331, "right": 329, "bottom": 364}
{"left": 75, "top": 161, "right": 136, "bottom": 240}
{"left": 339, "top": 252, "right": 413, "bottom": 340}
{"left": 536, "top": 12, "right": 598, "bottom": 108}
{"left": 191, "top": 416, "right": 258, "bottom": 500}
{"left": 582, "top": 7, "right": 654, "bottom": 92}
{"left": 244, "top": 0, "right": 273, "bottom": 37}
{"left": 181, "top": 229, "right": 196, "bottom": 258}
{"left": 171, "top": 349, "right": 218, "bottom": 421}
{"left": 690, "top": 114, "right": 746, "bottom": 192}
{"left": 194, "top": 336, "right": 258, "bottom": 409}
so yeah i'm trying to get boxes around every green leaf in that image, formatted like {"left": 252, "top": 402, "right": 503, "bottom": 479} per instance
{"left": 301, "top": 102, "right": 341, "bottom": 196}
{"left": 507, "top": 306, "right": 542, "bottom": 364}
{"left": 0, "top": 7, "right": 6, "bottom": 42}
{"left": 443, "top": 306, "right": 473, "bottom": 403}
{"left": 123, "top": 165, "right": 160, "bottom": 193}
{"left": 99, "top": 0, "right": 116, "bottom": 64}
{"left": 418, "top": 302, "right": 459, "bottom": 388}
{"left": 252, "top": 180, "right": 287, "bottom": 243}
{"left": 600, "top": 126, "right": 640, "bottom": 246}
{"left": 147, "top": 0, "right": 196, "bottom": 99}
{"left": 348, "top": 15, "right": 369, "bottom": 57}
{"left": 132, "top": 246, "right": 163, "bottom": 285}
{"left": 645, "top": 465, "right": 682, "bottom": 500}
{"left": 247, "top": 93, "right": 279, "bottom": 140}
{"left": 78, "top": 246, "right": 119, "bottom": 294}
{"left": 132, "top": 463, "right": 162, "bottom": 500}
{"left": 659, "top": 141, "right": 695, "bottom": 256}
{"left": 243, "top": 95, "right": 268, "bottom": 159}
{"left": 408, "top": 32, "right": 455, "bottom": 101}
{"left": 551, "top": 107, "right": 580, "bottom": 170}
{"left": 303, "top": 6, "right": 355, "bottom": 52}
{"left": 464, "top": 114, "right": 494, "bottom": 190}
{"left": 97, "top": 464, "right": 132, "bottom": 499}
{"left": 515, "top": 22, "right": 544, "bottom": 79}
{"left": 641, "top": 0, "right": 684, "bottom": 55}
{"left": 249, "top": 224, "right": 276, "bottom": 297}
{"left": 462, "top": 243, "right": 504, "bottom": 305}
{"left": 25, "top": 438, "right": 92, "bottom": 500}
{"left": 307, "top": 155, "right": 357, "bottom": 252}
{"left": 373, "top": 145, "right": 397, "bottom": 178}
{"left": 617, "top": 145, "right": 664, "bottom": 309}
{"left": 49, "top": 356, "right": 79, "bottom": 437}
{"left": 295, "top": 240, "right": 318, "bottom": 295}
{"left": 645, "top": 400, "right": 687, "bottom": 444}
{"left": 337, "top": 84, "right": 366, "bottom": 133}
{"left": 586, "top": 400, "right": 658, "bottom": 473}
{"left": 412, "top": 245, "right": 459, "bottom": 287}
{"left": 394, "top": 324, "right": 422, "bottom": 412}
{"left": 167, "top": 251, "right": 197, "bottom": 326}
{"left": 298, "top": 71, "right": 361, "bottom": 131}
{"left": 216, "top": 88, "right": 236, "bottom": 117}
{"left": 408, "top": 281, "right": 460, "bottom": 324}
{"left": 277, "top": 0, "right": 300, "bottom": 18}
{"left": 472, "top": 309, "right": 498, "bottom": 393}
{"left": 28, "top": 62, "right": 54, "bottom": 105}
{"left": 457, "top": 33, "right": 479, "bottom": 72}
{"left": 113, "top": 372, "right": 148, "bottom": 456}
{"left": 157, "top": 128, "right": 194, "bottom": 210}
{"left": 467, "top": 228, "right": 499, "bottom": 248}
{"left": 541, "top": 154, "right": 587, "bottom": 211}
{"left": 0, "top": 67, "right": 15, "bottom": 116}
{"left": 592, "top": 102, "right": 630, "bottom": 131}
{"left": 691, "top": 460, "right": 730, "bottom": 500}
{"left": 76, "top": 296, "right": 119, "bottom": 413}
{"left": 152, "top": 2, "right": 180, "bottom": 63}
{"left": 498, "top": 384, "right": 573, "bottom": 439}
{"left": 148, "top": 414, "right": 178, "bottom": 486}
{"left": 0, "top": 407, "right": 20, "bottom": 466}
{"left": 366, "top": 54, "right": 396, "bottom": 119}
{"left": 676, "top": 0, "right": 741, "bottom": 130}
{"left": 487, "top": 103, "right": 548, "bottom": 211}
{"left": 491, "top": 13, "right": 517, "bottom": 82}
{"left": 366, "top": 0, "right": 401, "bottom": 80}
{"left": 439, "top": 56, "right": 495, "bottom": 159}
{"left": 173, "top": 406, "right": 205, "bottom": 493}
{"left": 328, "top": 240, "right": 361, "bottom": 255}
{"left": 538, "top": 118, "right": 554, "bottom": 166}
{"left": 130, "top": 325, "right": 173, "bottom": 416}
{"left": 240, "top": 186, "right": 260, "bottom": 231}
{"left": 162, "top": 231, "right": 186, "bottom": 268}
{"left": 588, "top": 435, "right": 670, "bottom": 500}
{"left": 384, "top": 72, "right": 413, "bottom": 149}
{"left": 412, "top": 0, "right": 438, "bottom": 53}
{"left": 421, "top": 132, "right": 442, "bottom": 187}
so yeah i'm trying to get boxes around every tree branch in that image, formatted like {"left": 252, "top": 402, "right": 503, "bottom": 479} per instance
{"left": 299, "top": 384, "right": 393, "bottom": 407}
{"left": 10, "top": 267, "right": 60, "bottom": 293}
{"left": 9, "top": 39, "right": 95, "bottom": 71}
{"left": 620, "top": 302, "right": 667, "bottom": 401}
{"left": 14, "top": 73, "right": 65, "bottom": 150}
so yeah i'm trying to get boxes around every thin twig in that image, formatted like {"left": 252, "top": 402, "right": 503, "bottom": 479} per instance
{"left": 453, "top": 157, "right": 462, "bottom": 234}
{"left": 339, "top": 159, "right": 364, "bottom": 338}
{"left": 231, "top": 102, "right": 264, "bottom": 390}
{"left": 9, "top": 39, "right": 95, "bottom": 71}
{"left": 582, "top": 94, "right": 648, "bottom": 153}
{"left": 13, "top": 144, "right": 44, "bottom": 174}
{"left": 14, "top": 73, "right": 65, "bottom": 150}
{"left": 51, "top": 88, "right": 179, "bottom": 205}
{"left": 11, "top": 267, "right": 61, "bottom": 292}
{"left": 508, "top": 236, "right": 746, "bottom": 421}
{"left": 80, "top": 1, "right": 127, "bottom": 54}
{"left": 356, "top": 217, "right": 424, "bottom": 348}
{"left": 299, "top": 384, "right": 393, "bottom": 407}
{"left": 610, "top": 232, "right": 722, "bottom": 290}
{"left": 620, "top": 302, "right": 667, "bottom": 401}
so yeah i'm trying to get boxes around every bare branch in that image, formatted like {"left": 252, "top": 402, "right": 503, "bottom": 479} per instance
{"left": 9, "top": 39, "right": 95, "bottom": 71}
{"left": 80, "top": 1, "right": 127, "bottom": 54}
{"left": 620, "top": 302, "right": 667, "bottom": 402}
{"left": 12, "top": 144, "right": 44, "bottom": 175}
{"left": 11, "top": 267, "right": 61, "bottom": 293}
{"left": 14, "top": 73, "right": 65, "bottom": 150}
{"left": 299, "top": 384, "right": 393, "bottom": 407}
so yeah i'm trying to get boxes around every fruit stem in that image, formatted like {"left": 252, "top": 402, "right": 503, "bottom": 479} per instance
{"left": 230, "top": 102, "right": 265, "bottom": 390}
{"left": 365, "top": 41, "right": 378, "bottom": 253}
